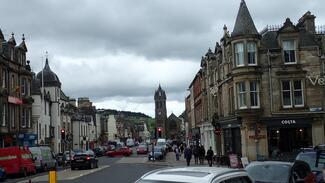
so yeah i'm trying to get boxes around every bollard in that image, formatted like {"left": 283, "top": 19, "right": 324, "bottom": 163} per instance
{"left": 49, "top": 170, "right": 57, "bottom": 183}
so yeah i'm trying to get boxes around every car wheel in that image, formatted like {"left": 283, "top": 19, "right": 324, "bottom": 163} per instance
{"left": 95, "top": 161, "right": 98, "bottom": 168}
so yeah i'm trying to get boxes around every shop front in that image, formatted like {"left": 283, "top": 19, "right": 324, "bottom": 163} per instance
{"left": 219, "top": 117, "right": 242, "bottom": 156}
{"left": 262, "top": 117, "right": 313, "bottom": 159}
{"left": 18, "top": 133, "right": 37, "bottom": 147}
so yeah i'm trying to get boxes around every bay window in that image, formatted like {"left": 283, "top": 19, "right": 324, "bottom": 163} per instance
{"left": 250, "top": 81, "right": 259, "bottom": 108}
{"left": 237, "top": 82, "right": 246, "bottom": 108}
{"left": 247, "top": 42, "right": 257, "bottom": 65}
{"left": 235, "top": 43, "right": 244, "bottom": 66}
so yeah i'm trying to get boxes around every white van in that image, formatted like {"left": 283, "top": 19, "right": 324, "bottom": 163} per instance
{"left": 126, "top": 139, "right": 135, "bottom": 147}
{"left": 156, "top": 138, "right": 167, "bottom": 154}
{"left": 30, "top": 146, "right": 57, "bottom": 171}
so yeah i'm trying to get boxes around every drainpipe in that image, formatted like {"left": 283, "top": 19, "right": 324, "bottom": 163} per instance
{"left": 267, "top": 50, "right": 273, "bottom": 114}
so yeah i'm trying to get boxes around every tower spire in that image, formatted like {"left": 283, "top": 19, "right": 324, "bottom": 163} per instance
{"left": 232, "top": 0, "right": 258, "bottom": 37}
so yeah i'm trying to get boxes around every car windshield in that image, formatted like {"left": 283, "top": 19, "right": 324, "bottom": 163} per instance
{"left": 246, "top": 164, "right": 291, "bottom": 183}
{"left": 296, "top": 153, "right": 323, "bottom": 171}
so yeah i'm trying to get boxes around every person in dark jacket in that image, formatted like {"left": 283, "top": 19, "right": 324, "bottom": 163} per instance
{"left": 206, "top": 146, "right": 214, "bottom": 167}
{"left": 199, "top": 145, "right": 205, "bottom": 165}
{"left": 184, "top": 146, "right": 192, "bottom": 166}
{"left": 193, "top": 145, "right": 199, "bottom": 165}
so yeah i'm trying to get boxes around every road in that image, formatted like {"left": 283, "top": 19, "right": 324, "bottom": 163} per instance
{"left": 6, "top": 147, "right": 170, "bottom": 183}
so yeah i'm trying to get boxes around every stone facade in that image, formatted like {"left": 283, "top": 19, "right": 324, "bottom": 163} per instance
{"left": 0, "top": 31, "right": 34, "bottom": 147}
{"left": 154, "top": 85, "right": 167, "bottom": 138}
{"left": 186, "top": 0, "right": 325, "bottom": 161}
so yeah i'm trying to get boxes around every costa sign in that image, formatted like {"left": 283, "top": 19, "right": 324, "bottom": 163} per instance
{"left": 281, "top": 120, "right": 296, "bottom": 125}
{"left": 307, "top": 75, "right": 325, "bottom": 86}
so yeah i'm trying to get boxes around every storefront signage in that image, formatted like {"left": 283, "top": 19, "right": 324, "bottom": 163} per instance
{"left": 229, "top": 154, "right": 239, "bottom": 168}
{"left": 281, "top": 120, "right": 296, "bottom": 125}
{"left": 8, "top": 96, "right": 23, "bottom": 105}
{"left": 249, "top": 135, "right": 266, "bottom": 139}
{"left": 307, "top": 75, "right": 325, "bottom": 86}
{"left": 263, "top": 117, "right": 311, "bottom": 128}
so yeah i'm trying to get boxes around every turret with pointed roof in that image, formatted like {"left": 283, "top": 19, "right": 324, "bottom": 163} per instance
{"left": 232, "top": 0, "right": 259, "bottom": 38}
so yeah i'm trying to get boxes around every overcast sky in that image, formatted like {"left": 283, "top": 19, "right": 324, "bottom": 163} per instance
{"left": 0, "top": 0, "right": 324, "bottom": 117}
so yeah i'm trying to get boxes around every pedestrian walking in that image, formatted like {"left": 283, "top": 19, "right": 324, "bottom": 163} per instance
{"left": 184, "top": 146, "right": 192, "bottom": 166}
{"left": 180, "top": 144, "right": 184, "bottom": 154}
{"left": 199, "top": 145, "right": 205, "bottom": 165}
{"left": 193, "top": 145, "right": 199, "bottom": 165}
{"left": 175, "top": 147, "right": 180, "bottom": 161}
{"left": 207, "top": 146, "right": 214, "bottom": 167}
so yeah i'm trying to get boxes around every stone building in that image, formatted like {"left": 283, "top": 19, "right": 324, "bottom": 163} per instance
{"left": 166, "top": 113, "right": 182, "bottom": 140}
{"left": 154, "top": 85, "right": 167, "bottom": 138}
{"left": 187, "top": 0, "right": 325, "bottom": 161}
{"left": 0, "top": 31, "right": 35, "bottom": 147}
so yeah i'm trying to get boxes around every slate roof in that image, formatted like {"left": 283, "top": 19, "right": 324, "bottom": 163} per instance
{"left": 232, "top": 0, "right": 259, "bottom": 37}
{"left": 36, "top": 58, "right": 61, "bottom": 87}
{"left": 261, "top": 31, "right": 278, "bottom": 49}
{"left": 31, "top": 75, "right": 41, "bottom": 95}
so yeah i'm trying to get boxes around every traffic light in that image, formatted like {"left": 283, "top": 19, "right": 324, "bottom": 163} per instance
{"left": 158, "top": 127, "right": 162, "bottom": 138}
{"left": 61, "top": 129, "right": 66, "bottom": 140}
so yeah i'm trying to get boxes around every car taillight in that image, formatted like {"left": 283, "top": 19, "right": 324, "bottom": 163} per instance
{"left": 86, "top": 156, "right": 90, "bottom": 160}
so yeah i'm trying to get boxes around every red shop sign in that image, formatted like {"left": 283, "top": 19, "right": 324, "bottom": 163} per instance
{"left": 8, "top": 96, "right": 23, "bottom": 105}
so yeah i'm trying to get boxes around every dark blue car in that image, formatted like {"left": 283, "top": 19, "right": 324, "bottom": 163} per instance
{"left": 0, "top": 166, "right": 6, "bottom": 182}
{"left": 296, "top": 148, "right": 325, "bottom": 183}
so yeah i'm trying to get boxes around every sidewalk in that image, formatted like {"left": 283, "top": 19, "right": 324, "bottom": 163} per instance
{"left": 147, "top": 152, "right": 210, "bottom": 167}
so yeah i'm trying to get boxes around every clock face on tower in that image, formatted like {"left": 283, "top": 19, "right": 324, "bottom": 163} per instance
{"left": 158, "top": 112, "right": 161, "bottom": 115}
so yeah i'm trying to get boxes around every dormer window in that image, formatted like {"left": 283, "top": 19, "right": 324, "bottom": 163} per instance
{"left": 235, "top": 42, "right": 244, "bottom": 66}
{"left": 283, "top": 40, "right": 296, "bottom": 64}
{"left": 247, "top": 42, "right": 257, "bottom": 65}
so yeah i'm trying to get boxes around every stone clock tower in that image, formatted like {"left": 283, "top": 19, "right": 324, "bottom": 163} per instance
{"left": 154, "top": 85, "right": 167, "bottom": 138}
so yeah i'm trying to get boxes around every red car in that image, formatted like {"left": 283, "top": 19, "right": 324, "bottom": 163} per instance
{"left": 0, "top": 146, "right": 36, "bottom": 176}
{"left": 106, "top": 147, "right": 132, "bottom": 157}
{"left": 136, "top": 145, "right": 148, "bottom": 154}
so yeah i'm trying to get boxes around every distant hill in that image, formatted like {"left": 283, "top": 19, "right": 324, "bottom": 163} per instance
{"left": 97, "top": 108, "right": 151, "bottom": 119}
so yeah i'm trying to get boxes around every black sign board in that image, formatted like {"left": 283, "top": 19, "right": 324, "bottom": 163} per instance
{"left": 262, "top": 117, "right": 312, "bottom": 128}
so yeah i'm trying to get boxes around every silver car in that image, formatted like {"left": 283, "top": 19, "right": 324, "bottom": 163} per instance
{"left": 136, "top": 167, "right": 252, "bottom": 183}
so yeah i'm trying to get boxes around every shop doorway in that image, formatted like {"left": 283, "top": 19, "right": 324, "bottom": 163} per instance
{"left": 223, "top": 128, "right": 242, "bottom": 155}
{"left": 268, "top": 127, "right": 312, "bottom": 159}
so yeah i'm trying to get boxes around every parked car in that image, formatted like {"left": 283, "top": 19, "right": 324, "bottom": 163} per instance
{"left": 148, "top": 146, "right": 164, "bottom": 161}
{"left": 0, "top": 166, "right": 6, "bottom": 182}
{"left": 136, "top": 167, "right": 252, "bottom": 183}
{"left": 71, "top": 151, "right": 98, "bottom": 170}
{"left": 126, "top": 138, "right": 135, "bottom": 147}
{"left": 245, "top": 160, "right": 315, "bottom": 183}
{"left": 29, "top": 146, "right": 57, "bottom": 172}
{"left": 136, "top": 145, "right": 148, "bottom": 154}
{"left": 296, "top": 148, "right": 325, "bottom": 183}
{"left": 106, "top": 147, "right": 132, "bottom": 157}
{"left": 0, "top": 146, "right": 36, "bottom": 177}
{"left": 93, "top": 147, "right": 104, "bottom": 157}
